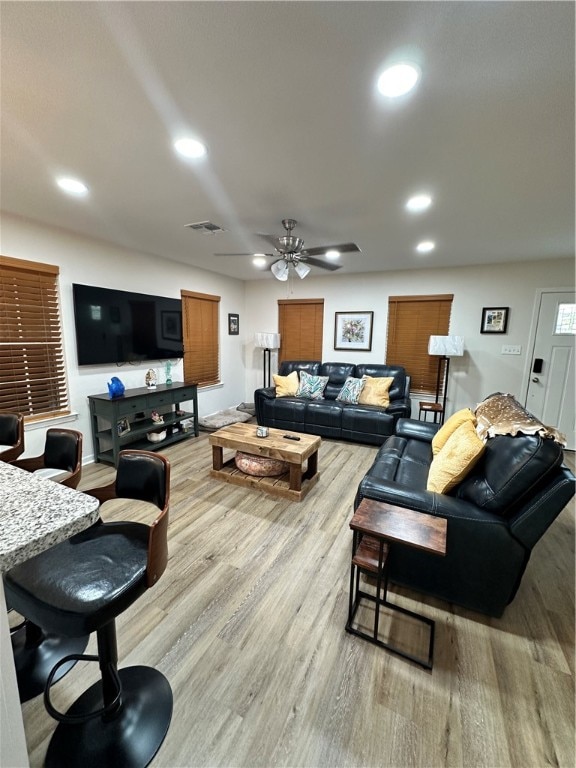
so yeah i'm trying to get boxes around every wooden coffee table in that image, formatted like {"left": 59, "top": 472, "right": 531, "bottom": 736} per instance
{"left": 209, "top": 423, "right": 321, "bottom": 502}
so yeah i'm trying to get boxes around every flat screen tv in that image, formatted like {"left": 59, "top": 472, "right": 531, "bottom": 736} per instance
{"left": 72, "top": 284, "right": 184, "bottom": 366}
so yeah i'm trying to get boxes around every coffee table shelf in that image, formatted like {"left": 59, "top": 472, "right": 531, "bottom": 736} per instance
{"left": 209, "top": 423, "right": 321, "bottom": 502}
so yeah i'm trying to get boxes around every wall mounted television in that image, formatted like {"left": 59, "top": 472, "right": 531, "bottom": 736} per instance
{"left": 72, "top": 284, "right": 184, "bottom": 366}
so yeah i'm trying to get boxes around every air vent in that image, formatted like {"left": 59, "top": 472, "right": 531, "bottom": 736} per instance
{"left": 185, "top": 221, "right": 227, "bottom": 235}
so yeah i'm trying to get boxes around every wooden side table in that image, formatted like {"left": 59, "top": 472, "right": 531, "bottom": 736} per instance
{"left": 418, "top": 401, "right": 444, "bottom": 424}
{"left": 346, "top": 498, "right": 447, "bottom": 669}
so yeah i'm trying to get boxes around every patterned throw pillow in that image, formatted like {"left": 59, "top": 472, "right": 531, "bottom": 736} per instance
{"left": 336, "top": 376, "right": 366, "bottom": 404}
{"left": 296, "top": 370, "right": 329, "bottom": 400}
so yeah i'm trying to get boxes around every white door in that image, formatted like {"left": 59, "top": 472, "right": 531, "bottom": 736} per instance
{"left": 526, "top": 291, "right": 575, "bottom": 450}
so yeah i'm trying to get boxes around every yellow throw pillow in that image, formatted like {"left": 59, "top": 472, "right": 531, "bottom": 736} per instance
{"left": 427, "top": 421, "right": 486, "bottom": 494}
{"left": 273, "top": 370, "right": 299, "bottom": 397}
{"left": 358, "top": 376, "right": 394, "bottom": 408}
{"left": 431, "top": 408, "right": 476, "bottom": 456}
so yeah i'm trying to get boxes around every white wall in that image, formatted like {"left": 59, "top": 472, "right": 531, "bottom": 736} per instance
{"left": 244, "top": 258, "right": 575, "bottom": 416}
{"left": 2, "top": 213, "right": 247, "bottom": 459}
{"left": 3, "top": 212, "right": 574, "bottom": 459}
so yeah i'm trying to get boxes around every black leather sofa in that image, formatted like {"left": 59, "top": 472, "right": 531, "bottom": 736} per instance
{"left": 354, "top": 418, "right": 575, "bottom": 617}
{"left": 254, "top": 361, "right": 411, "bottom": 445}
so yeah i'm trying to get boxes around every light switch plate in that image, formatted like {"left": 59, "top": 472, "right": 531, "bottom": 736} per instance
{"left": 501, "top": 345, "right": 522, "bottom": 355}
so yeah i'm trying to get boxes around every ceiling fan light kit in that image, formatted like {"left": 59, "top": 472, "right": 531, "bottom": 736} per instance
{"left": 215, "top": 218, "right": 360, "bottom": 280}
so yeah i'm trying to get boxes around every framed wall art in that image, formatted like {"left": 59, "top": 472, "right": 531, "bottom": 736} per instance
{"left": 480, "top": 307, "right": 509, "bottom": 334}
{"left": 117, "top": 417, "right": 131, "bottom": 436}
{"left": 228, "top": 313, "right": 239, "bottom": 335}
{"left": 334, "top": 311, "right": 374, "bottom": 351}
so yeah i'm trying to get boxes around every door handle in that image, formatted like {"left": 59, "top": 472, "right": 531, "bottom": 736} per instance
{"left": 532, "top": 377, "right": 540, "bottom": 383}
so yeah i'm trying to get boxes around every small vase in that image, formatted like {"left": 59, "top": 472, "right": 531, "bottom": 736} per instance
{"left": 165, "top": 360, "right": 173, "bottom": 386}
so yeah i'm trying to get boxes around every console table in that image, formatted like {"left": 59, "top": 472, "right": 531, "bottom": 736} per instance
{"left": 88, "top": 382, "right": 198, "bottom": 466}
{"left": 346, "top": 498, "right": 447, "bottom": 669}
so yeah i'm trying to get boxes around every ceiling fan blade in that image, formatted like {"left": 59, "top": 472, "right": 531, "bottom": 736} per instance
{"left": 302, "top": 256, "right": 342, "bottom": 271}
{"left": 214, "top": 252, "right": 275, "bottom": 257}
{"left": 256, "top": 233, "right": 281, "bottom": 248}
{"left": 303, "top": 242, "right": 361, "bottom": 257}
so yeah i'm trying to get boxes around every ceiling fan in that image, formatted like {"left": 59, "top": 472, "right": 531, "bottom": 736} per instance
{"left": 215, "top": 219, "right": 361, "bottom": 280}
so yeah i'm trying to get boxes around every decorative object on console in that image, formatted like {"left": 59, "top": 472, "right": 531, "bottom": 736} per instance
{"left": 147, "top": 429, "right": 167, "bottom": 443}
{"left": 145, "top": 368, "right": 158, "bottom": 389}
{"left": 255, "top": 332, "right": 281, "bottom": 388}
{"left": 117, "top": 418, "right": 130, "bottom": 436}
{"left": 481, "top": 307, "right": 509, "bottom": 334}
{"left": 107, "top": 377, "right": 125, "bottom": 399}
{"left": 165, "top": 360, "right": 173, "bottom": 386}
{"left": 428, "top": 335, "right": 464, "bottom": 423}
{"left": 334, "top": 312, "right": 374, "bottom": 351}
{"left": 151, "top": 411, "right": 164, "bottom": 425}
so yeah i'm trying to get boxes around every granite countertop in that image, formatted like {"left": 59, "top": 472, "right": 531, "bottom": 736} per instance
{"left": 0, "top": 462, "right": 100, "bottom": 572}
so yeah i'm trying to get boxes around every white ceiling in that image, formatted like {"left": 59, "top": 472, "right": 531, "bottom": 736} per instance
{"left": 1, "top": 1, "right": 574, "bottom": 281}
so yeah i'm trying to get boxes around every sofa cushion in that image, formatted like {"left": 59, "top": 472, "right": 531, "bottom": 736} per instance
{"left": 427, "top": 421, "right": 486, "bottom": 493}
{"left": 278, "top": 361, "right": 320, "bottom": 377}
{"left": 432, "top": 408, "right": 476, "bottom": 455}
{"left": 273, "top": 370, "right": 299, "bottom": 397}
{"left": 359, "top": 376, "right": 393, "bottom": 407}
{"left": 319, "top": 362, "right": 357, "bottom": 400}
{"left": 456, "top": 433, "right": 563, "bottom": 515}
{"left": 365, "top": 435, "right": 431, "bottom": 488}
{"left": 297, "top": 371, "right": 329, "bottom": 400}
{"left": 336, "top": 376, "right": 365, "bottom": 404}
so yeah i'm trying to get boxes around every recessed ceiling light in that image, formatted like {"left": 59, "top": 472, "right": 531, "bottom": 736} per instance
{"left": 377, "top": 63, "right": 420, "bottom": 98}
{"left": 325, "top": 250, "right": 340, "bottom": 261}
{"left": 56, "top": 177, "right": 89, "bottom": 197}
{"left": 406, "top": 194, "right": 432, "bottom": 213}
{"left": 416, "top": 240, "right": 435, "bottom": 254}
{"left": 174, "top": 138, "right": 207, "bottom": 159}
{"left": 253, "top": 256, "right": 267, "bottom": 267}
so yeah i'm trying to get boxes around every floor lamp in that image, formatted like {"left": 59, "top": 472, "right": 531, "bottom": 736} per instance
{"left": 428, "top": 335, "right": 464, "bottom": 422}
{"left": 255, "top": 332, "right": 281, "bottom": 388}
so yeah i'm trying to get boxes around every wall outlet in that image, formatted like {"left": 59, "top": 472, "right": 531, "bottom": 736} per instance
{"left": 501, "top": 345, "right": 522, "bottom": 355}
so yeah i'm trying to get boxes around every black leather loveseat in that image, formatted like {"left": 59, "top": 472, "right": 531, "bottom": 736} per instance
{"left": 354, "top": 417, "right": 575, "bottom": 617}
{"left": 254, "top": 361, "right": 411, "bottom": 445}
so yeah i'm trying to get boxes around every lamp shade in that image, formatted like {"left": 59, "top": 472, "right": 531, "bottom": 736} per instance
{"left": 271, "top": 260, "right": 289, "bottom": 281}
{"left": 255, "top": 332, "right": 281, "bottom": 349}
{"left": 428, "top": 335, "right": 464, "bottom": 356}
{"left": 294, "top": 262, "right": 311, "bottom": 279}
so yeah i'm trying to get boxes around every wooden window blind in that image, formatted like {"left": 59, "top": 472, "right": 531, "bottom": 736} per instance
{"left": 278, "top": 299, "right": 324, "bottom": 363}
{"left": 0, "top": 255, "right": 70, "bottom": 420}
{"left": 181, "top": 290, "right": 220, "bottom": 386}
{"left": 386, "top": 294, "right": 453, "bottom": 395}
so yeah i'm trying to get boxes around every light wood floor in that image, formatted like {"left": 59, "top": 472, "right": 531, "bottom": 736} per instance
{"left": 20, "top": 433, "right": 575, "bottom": 768}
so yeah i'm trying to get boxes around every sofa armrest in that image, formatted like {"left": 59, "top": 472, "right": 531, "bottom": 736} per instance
{"left": 395, "top": 418, "right": 439, "bottom": 443}
{"left": 255, "top": 386, "right": 276, "bottom": 401}
{"left": 355, "top": 474, "right": 504, "bottom": 525}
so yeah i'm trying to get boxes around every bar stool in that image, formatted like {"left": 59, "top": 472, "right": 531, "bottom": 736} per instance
{"left": 0, "top": 411, "right": 24, "bottom": 463}
{"left": 4, "top": 450, "right": 173, "bottom": 768}
{"left": 9, "top": 428, "right": 85, "bottom": 701}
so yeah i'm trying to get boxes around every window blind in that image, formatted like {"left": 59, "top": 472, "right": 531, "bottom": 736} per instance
{"left": 386, "top": 294, "right": 453, "bottom": 395}
{"left": 0, "top": 255, "right": 70, "bottom": 420}
{"left": 182, "top": 290, "right": 220, "bottom": 386}
{"left": 278, "top": 299, "right": 324, "bottom": 363}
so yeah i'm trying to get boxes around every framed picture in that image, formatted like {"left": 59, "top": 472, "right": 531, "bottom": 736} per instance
{"left": 117, "top": 417, "right": 131, "bottom": 436}
{"left": 334, "top": 311, "right": 374, "bottom": 351}
{"left": 228, "top": 313, "right": 239, "bottom": 335}
{"left": 161, "top": 311, "right": 182, "bottom": 341}
{"left": 481, "top": 307, "right": 509, "bottom": 334}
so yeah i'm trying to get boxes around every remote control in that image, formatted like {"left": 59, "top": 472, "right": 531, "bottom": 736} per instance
{"left": 283, "top": 434, "right": 301, "bottom": 440}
